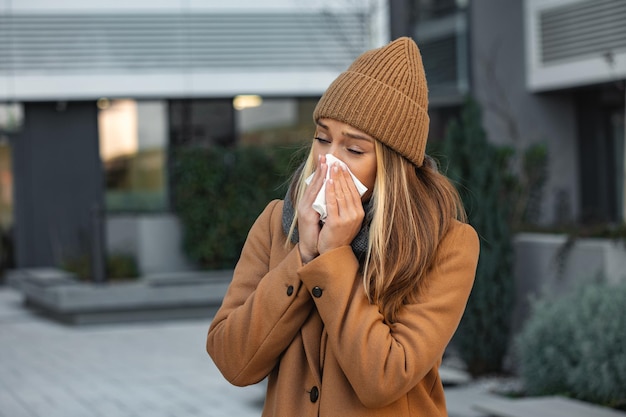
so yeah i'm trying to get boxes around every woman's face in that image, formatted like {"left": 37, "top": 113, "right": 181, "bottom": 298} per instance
{"left": 312, "top": 118, "right": 377, "bottom": 200}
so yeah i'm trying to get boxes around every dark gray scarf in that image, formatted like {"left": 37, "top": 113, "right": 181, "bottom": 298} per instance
{"left": 281, "top": 188, "right": 373, "bottom": 261}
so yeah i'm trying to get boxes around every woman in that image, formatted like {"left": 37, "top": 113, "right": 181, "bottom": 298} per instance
{"left": 207, "top": 37, "right": 480, "bottom": 416}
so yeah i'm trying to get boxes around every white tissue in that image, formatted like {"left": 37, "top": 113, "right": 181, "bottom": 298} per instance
{"left": 304, "top": 154, "right": 368, "bottom": 222}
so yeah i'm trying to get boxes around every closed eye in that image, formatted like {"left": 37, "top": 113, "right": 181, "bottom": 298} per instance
{"left": 314, "top": 137, "right": 331, "bottom": 144}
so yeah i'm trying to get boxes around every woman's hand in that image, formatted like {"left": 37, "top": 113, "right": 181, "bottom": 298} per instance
{"left": 318, "top": 163, "right": 365, "bottom": 255}
{"left": 297, "top": 155, "right": 326, "bottom": 264}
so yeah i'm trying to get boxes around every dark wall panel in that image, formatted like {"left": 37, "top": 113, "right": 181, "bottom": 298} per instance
{"left": 14, "top": 101, "right": 103, "bottom": 267}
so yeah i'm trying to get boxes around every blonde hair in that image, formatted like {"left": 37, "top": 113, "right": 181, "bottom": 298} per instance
{"left": 364, "top": 141, "right": 466, "bottom": 323}
{"left": 285, "top": 151, "right": 316, "bottom": 242}
{"left": 286, "top": 141, "right": 466, "bottom": 323}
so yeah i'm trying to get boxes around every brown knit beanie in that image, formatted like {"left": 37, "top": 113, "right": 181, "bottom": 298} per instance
{"left": 313, "top": 37, "right": 429, "bottom": 167}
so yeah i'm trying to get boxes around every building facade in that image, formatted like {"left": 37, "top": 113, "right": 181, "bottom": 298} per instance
{"left": 398, "top": 0, "right": 626, "bottom": 337}
{"left": 404, "top": 0, "right": 625, "bottom": 226}
{"left": 0, "top": 0, "right": 389, "bottom": 276}
{"left": 2, "top": 0, "right": 624, "bottom": 279}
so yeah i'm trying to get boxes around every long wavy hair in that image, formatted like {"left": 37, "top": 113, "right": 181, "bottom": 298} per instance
{"left": 286, "top": 140, "right": 466, "bottom": 323}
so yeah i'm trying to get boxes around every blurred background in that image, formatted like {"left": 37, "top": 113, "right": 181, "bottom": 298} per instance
{"left": 1, "top": 0, "right": 625, "bottom": 414}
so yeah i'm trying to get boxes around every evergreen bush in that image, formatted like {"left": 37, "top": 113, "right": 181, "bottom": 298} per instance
{"left": 440, "top": 97, "right": 515, "bottom": 376}
{"left": 61, "top": 251, "right": 139, "bottom": 281}
{"left": 515, "top": 283, "right": 626, "bottom": 409}
{"left": 172, "top": 144, "right": 302, "bottom": 269}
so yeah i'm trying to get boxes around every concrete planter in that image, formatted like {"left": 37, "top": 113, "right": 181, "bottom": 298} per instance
{"left": 7, "top": 268, "right": 231, "bottom": 324}
{"left": 106, "top": 213, "right": 196, "bottom": 275}
{"left": 512, "top": 232, "right": 626, "bottom": 334}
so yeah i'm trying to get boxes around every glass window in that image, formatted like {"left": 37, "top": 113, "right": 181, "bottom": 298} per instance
{"left": 612, "top": 110, "right": 625, "bottom": 222}
{"left": 168, "top": 97, "right": 317, "bottom": 149}
{"left": 0, "top": 103, "right": 23, "bottom": 133}
{"left": 0, "top": 136, "right": 12, "bottom": 229}
{"left": 235, "top": 97, "right": 317, "bottom": 146}
{"left": 411, "top": 0, "right": 469, "bottom": 107}
{"left": 412, "top": 0, "right": 462, "bottom": 21}
{"left": 0, "top": 103, "right": 20, "bottom": 230}
{"left": 169, "top": 99, "right": 235, "bottom": 148}
{"left": 98, "top": 99, "right": 168, "bottom": 212}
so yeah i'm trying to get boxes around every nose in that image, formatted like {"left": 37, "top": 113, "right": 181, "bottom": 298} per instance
{"left": 327, "top": 145, "right": 339, "bottom": 159}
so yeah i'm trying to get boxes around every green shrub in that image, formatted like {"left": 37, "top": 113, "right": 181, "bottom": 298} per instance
{"left": 61, "top": 254, "right": 90, "bottom": 280}
{"left": 440, "top": 97, "right": 515, "bottom": 376}
{"left": 61, "top": 252, "right": 139, "bottom": 281}
{"left": 515, "top": 283, "right": 626, "bottom": 409}
{"left": 106, "top": 252, "right": 139, "bottom": 280}
{"left": 172, "top": 144, "right": 303, "bottom": 269}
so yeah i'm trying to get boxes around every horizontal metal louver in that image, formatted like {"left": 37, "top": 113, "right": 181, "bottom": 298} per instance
{"left": 0, "top": 13, "right": 368, "bottom": 74}
{"left": 420, "top": 35, "right": 458, "bottom": 89}
{"left": 540, "top": 0, "right": 626, "bottom": 64}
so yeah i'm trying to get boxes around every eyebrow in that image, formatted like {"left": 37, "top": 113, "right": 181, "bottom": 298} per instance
{"left": 316, "top": 121, "right": 374, "bottom": 142}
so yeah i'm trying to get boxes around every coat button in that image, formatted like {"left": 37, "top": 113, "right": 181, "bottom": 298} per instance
{"left": 309, "top": 386, "right": 319, "bottom": 403}
{"left": 286, "top": 285, "right": 294, "bottom": 296}
{"left": 312, "top": 286, "right": 323, "bottom": 298}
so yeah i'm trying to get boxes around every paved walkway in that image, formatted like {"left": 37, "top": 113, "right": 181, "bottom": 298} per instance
{"left": 0, "top": 286, "right": 490, "bottom": 417}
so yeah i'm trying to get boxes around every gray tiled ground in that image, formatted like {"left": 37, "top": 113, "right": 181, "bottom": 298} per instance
{"left": 0, "top": 287, "right": 265, "bottom": 417}
{"left": 0, "top": 286, "right": 492, "bottom": 417}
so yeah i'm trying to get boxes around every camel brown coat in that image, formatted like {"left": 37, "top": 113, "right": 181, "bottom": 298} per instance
{"left": 207, "top": 199, "right": 479, "bottom": 416}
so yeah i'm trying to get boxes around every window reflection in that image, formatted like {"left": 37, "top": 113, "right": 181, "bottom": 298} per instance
{"left": 0, "top": 136, "right": 12, "bottom": 229}
{"left": 0, "top": 103, "right": 23, "bottom": 133}
{"left": 169, "top": 99, "right": 235, "bottom": 148}
{"left": 100, "top": 97, "right": 317, "bottom": 214}
{"left": 0, "top": 103, "right": 20, "bottom": 230}
{"left": 236, "top": 97, "right": 317, "bottom": 146}
{"left": 612, "top": 110, "right": 625, "bottom": 222}
{"left": 98, "top": 99, "right": 168, "bottom": 212}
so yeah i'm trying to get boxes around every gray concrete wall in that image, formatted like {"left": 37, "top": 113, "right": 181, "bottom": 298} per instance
{"left": 512, "top": 233, "right": 626, "bottom": 336}
{"left": 469, "top": 0, "right": 580, "bottom": 225}
{"left": 106, "top": 214, "right": 195, "bottom": 275}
